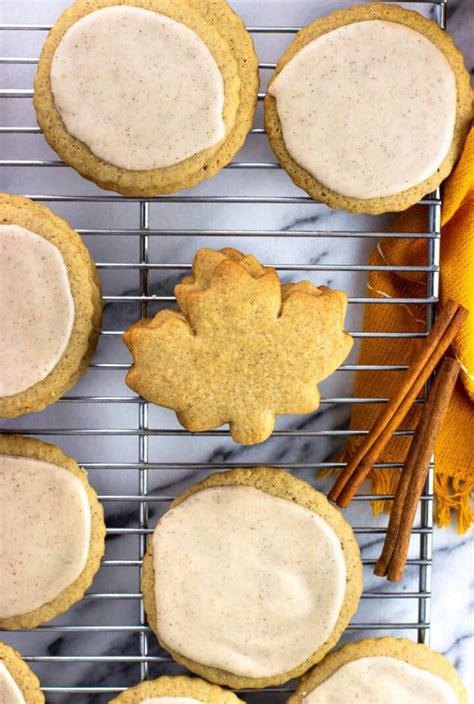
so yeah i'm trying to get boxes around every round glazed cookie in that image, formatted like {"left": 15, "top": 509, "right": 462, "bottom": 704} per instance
{"left": 287, "top": 637, "right": 467, "bottom": 704}
{"left": 108, "top": 674, "right": 244, "bottom": 703}
{"left": 265, "top": 4, "right": 472, "bottom": 214}
{"left": 0, "top": 641, "right": 44, "bottom": 704}
{"left": 34, "top": 0, "right": 259, "bottom": 196}
{"left": 142, "top": 467, "right": 362, "bottom": 689}
{"left": 0, "top": 194, "right": 102, "bottom": 418}
{"left": 0, "top": 435, "right": 106, "bottom": 630}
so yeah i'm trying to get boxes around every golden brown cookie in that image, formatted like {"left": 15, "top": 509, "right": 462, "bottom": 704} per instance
{"left": 265, "top": 4, "right": 472, "bottom": 214}
{"left": 0, "top": 435, "right": 106, "bottom": 630}
{"left": 288, "top": 637, "right": 467, "bottom": 703}
{"left": 108, "top": 674, "right": 245, "bottom": 703}
{"left": 142, "top": 467, "right": 363, "bottom": 689}
{"left": 0, "top": 641, "right": 44, "bottom": 703}
{"left": 124, "top": 248, "right": 352, "bottom": 445}
{"left": 34, "top": 0, "right": 258, "bottom": 196}
{"left": 0, "top": 193, "right": 102, "bottom": 418}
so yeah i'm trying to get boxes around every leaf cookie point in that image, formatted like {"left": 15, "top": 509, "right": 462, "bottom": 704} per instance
{"left": 230, "top": 409, "right": 276, "bottom": 446}
{"left": 123, "top": 248, "right": 353, "bottom": 445}
{"left": 123, "top": 311, "right": 195, "bottom": 406}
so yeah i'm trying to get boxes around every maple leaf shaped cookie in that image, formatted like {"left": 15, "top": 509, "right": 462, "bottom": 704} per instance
{"left": 124, "top": 248, "right": 353, "bottom": 445}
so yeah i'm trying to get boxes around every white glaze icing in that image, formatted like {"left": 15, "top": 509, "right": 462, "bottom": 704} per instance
{"left": 51, "top": 6, "right": 226, "bottom": 170}
{"left": 269, "top": 20, "right": 457, "bottom": 199}
{"left": 0, "top": 455, "right": 91, "bottom": 618}
{"left": 140, "top": 699, "right": 201, "bottom": 704}
{"left": 153, "top": 485, "right": 346, "bottom": 678}
{"left": 0, "top": 225, "right": 74, "bottom": 397}
{"left": 303, "top": 656, "right": 458, "bottom": 704}
{"left": 0, "top": 662, "right": 25, "bottom": 704}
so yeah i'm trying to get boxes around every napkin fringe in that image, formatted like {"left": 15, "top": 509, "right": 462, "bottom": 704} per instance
{"left": 434, "top": 474, "right": 474, "bottom": 534}
{"left": 333, "top": 444, "right": 473, "bottom": 533}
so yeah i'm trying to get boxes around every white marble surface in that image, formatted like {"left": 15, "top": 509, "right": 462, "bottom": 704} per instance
{"left": 0, "top": 1, "right": 473, "bottom": 702}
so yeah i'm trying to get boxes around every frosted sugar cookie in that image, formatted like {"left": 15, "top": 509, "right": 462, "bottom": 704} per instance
{"left": 265, "top": 4, "right": 472, "bottom": 213}
{"left": 142, "top": 468, "right": 362, "bottom": 689}
{"left": 34, "top": 0, "right": 258, "bottom": 195}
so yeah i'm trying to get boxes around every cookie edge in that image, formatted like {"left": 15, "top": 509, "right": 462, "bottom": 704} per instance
{"left": 0, "top": 641, "right": 45, "bottom": 704}
{"left": 108, "top": 674, "right": 244, "bottom": 703}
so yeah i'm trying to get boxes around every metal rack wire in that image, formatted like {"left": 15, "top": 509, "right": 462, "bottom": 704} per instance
{"left": 0, "top": 1, "right": 447, "bottom": 701}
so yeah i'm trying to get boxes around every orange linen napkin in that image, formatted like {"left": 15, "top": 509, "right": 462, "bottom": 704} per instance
{"left": 339, "top": 129, "right": 474, "bottom": 533}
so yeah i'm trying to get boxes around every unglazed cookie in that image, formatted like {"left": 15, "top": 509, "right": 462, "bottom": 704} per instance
{"left": 142, "top": 468, "right": 362, "bottom": 689}
{"left": 288, "top": 637, "right": 467, "bottom": 704}
{"left": 0, "top": 194, "right": 102, "bottom": 418}
{"left": 265, "top": 4, "right": 472, "bottom": 214}
{"left": 108, "top": 675, "right": 244, "bottom": 703}
{"left": 34, "top": 0, "right": 258, "bottom": 196}
{"left": 0, "top": 642, "right": 44, "bottom": 704}
{"left": 0, "top": 435, "right": 106, "bottom": 629}
{"left": 124, "top": 248, "right": 352, "bottom": 445}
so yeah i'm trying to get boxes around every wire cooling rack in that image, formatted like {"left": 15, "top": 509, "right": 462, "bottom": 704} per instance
{"left": 0, "top": 1, "right": 447, "bottom": 701}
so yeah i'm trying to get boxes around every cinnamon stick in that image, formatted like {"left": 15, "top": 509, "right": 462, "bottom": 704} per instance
{"left": 374, "top": 368, "right": 444, "bottom": 577}
{"left": 386, "top": 357, "right": 460, "bottom": 582}
{"left": 328, "top": 300, "right": 467, "bottom": 508}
